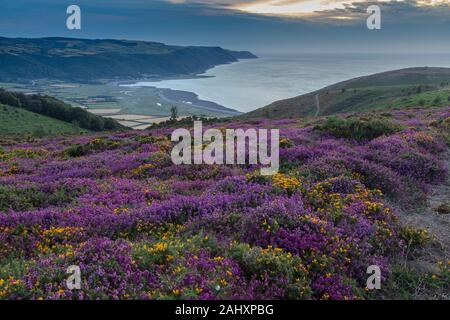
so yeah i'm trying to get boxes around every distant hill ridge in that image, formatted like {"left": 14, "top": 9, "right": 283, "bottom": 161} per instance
{"left": 0, "top": 37, "right": 257, "bottom": 82}
{"left": 242, "top": 67, "right": 450, "bottom": 119}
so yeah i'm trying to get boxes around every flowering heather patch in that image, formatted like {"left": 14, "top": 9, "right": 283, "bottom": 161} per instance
{"left": 0, "top": 107, "right": 449, "bottom": 300}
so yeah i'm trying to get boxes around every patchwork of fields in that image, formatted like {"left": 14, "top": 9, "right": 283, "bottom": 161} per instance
{"left": 0, "top": 81, "right": 240, "bottom": 123}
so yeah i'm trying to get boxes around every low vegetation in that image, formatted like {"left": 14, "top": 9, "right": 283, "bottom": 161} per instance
{"left": 0, "top": 106, "right": 448, "bottom": 300}
{"left": 315, "top": 116, "right": 401, "bottom": 141}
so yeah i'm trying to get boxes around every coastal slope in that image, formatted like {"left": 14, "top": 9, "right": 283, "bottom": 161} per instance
{"left": 0, "top": 37, "right": 257, "bottom": 82}
{"left": 242, "top": 67, "right": 450, "bottom": 119}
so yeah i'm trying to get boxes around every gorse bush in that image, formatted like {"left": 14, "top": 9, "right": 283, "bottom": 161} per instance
{"left": 316, "top": 116, "right": 401, "bottom": 141}
{"left": 398, "top": 226, "right": 431, "bottom": 247}
{"left": 64, "top": 137, "right": 121, "bottom": 157}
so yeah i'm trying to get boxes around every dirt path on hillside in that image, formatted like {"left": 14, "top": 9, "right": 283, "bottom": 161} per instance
{"left": 400, "top": 150, "right": 449, "bottom": 276}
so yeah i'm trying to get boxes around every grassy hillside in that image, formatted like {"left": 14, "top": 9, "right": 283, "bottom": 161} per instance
{"left": 0, "top": 88, "right": 124, "bottom": 131}
{"left": 0, "top": 104, "right": 87, "bottom": 136}
{"left": 0, "top": 37, "right": 257, "bottom": 82}
{"left": 242, "top": 67, "right": 450, "bottom": 119}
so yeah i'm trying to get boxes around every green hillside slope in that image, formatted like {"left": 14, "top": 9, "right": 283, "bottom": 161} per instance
{"left": 0, "top": 88, "right": 124, "bottom": 131}
{"left": 242, "top": 67, "right": 450, "bottom": 119}
{"left": 0, "top": 104, "right": 87, "bottom": 136}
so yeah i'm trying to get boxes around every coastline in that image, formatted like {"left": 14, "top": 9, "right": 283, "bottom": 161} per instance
{"left": 0, "top": 59, "right": 251, "bottom": 130}
{"left": 154, "top": 87, "right": 241, "bottom": 115}
{"left": 94, "top": 84, "right": 242, "bottom": 130}
{"left": 92, "top": 60, "right": 255, "bottom": 129}
{"left": 117, "top": 58, "right": 255, "bottom": 118}
{"left": 118, "top": 57, "right": 253, "bottom": 116}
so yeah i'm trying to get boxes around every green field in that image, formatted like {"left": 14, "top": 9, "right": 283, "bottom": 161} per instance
{"left": 0, "top": 104, "right": 88, "bottom": 136}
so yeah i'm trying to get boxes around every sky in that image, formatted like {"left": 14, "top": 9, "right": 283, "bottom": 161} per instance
{"left": 0, "top": 0, "right": 449, "bottom": 54}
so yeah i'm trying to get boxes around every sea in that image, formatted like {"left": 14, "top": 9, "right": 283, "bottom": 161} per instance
{"left": 125, "top": 53, "right": 450, "bottom": 113}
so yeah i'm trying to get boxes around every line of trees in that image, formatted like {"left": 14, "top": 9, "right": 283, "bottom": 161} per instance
{"left": 0, "top": 88, "right": 123, "bottom": 131}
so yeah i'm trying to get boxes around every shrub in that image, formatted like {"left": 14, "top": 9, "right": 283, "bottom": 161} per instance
{"left": 64, "top": 144, "right": 90, "bottom": 158}
{"left": 228, "top": 243, "right": 312, "bottom": 299}
{"left": 0, "top": 185, "right": 81, "bottom": 212}
{"left": 398, "top": 226, "right": 431, "bottom": 247}
{"left": 433, "top": 96, "right": 442, "bottom": 105}
{"left": 64, "top": 138, "right": 121, "bottom": 157}
{"left": 316, "top": 116, "right": 401, "bottom": 141}
{"left": 436, "top": 203, "right": 450, "bottom": 214}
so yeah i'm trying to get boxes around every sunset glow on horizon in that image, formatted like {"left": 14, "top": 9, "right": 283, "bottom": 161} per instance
{"left": 235, "top": 0, "right": 356, "bottom": 16}
{"left": 232, "top": 0, "right": 449, "bottom": 17}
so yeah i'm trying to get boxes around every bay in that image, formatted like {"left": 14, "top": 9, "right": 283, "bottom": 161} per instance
{"left": 125, "top": 53, "right": 450, "bottom": 113}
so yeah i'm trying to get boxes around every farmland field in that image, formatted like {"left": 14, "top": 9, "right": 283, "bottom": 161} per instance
{"left": 0, "top": 81, "right": 241, "bottom": 120}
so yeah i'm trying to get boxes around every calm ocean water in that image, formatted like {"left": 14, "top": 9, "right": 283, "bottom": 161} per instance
{"left": 128, "top": 53, "right": 450, "bottom": 112}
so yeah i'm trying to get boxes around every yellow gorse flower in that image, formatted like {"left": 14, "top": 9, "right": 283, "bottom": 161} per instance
{"left": 272, "top": 173, "right": 300, "bottom": 190}
{"left": 132, "top": 163, "right": 155, "bottom": 175}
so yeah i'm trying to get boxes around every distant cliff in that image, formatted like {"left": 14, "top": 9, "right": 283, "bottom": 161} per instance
{"left": 0, "top": 37, "right": 257, "bottom": 82}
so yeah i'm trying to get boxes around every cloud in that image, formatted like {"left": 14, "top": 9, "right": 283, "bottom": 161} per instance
{"left": 312, "top": 0, "right": 450, "bottom": 25}
{"left": 162, "top": 0, "right": 450, "bottom": 23}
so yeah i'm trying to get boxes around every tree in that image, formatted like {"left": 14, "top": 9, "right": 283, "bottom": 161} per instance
{"left": 416, "top": 85, "right": 422, "bottom": 94}
{"left": 170, "top": 106, "right": 178, "bottom": 121}
{"left": 0, "top": 89, "right": 21, "bottom": 107}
